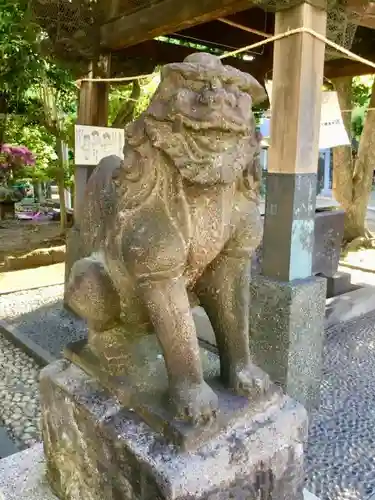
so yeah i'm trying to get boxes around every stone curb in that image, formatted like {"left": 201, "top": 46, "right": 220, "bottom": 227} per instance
{"left": 0, "top": 282, "right": 64, "bottom": 297}
{"left": 339, "top": 260, "right": 375, "bottom": 274}
{"left": 325, "top": 285, "right": 375, "bottom": 329}
{"left": 2, "top": 246, "right": 66, "bottom": 272}
{"left": 0, "top": 320, "right": 56, "bottom": 367}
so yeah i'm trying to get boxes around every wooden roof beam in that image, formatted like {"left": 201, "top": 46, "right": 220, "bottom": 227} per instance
{"left": 100, "top": 0, "right": 256, "bottom": 50}
{"left": 325, "top": 58, "right": 375, "bottom": 78}
{"left": 217, "top": 17, "right": 271, "bottom": 38}
{"left": 345, "top": 0, "right": 375, "bottom": 29}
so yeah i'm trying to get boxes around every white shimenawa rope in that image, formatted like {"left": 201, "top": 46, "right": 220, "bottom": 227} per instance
{"left": 75, "top": 26, "right": 375, "bottom": 85}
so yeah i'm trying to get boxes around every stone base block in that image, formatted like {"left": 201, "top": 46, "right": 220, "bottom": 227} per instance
{"left": 0, "top": 444, "right": 319, "bottom": 500}
{"left": 40, "top": 360, "right": 308, "bottom": 500}
{"left": 320, "top": 271, "right": 352, "bottom": 298}
{"left": 249, "top": 275, "right": 326, "bottom": 410}
{"left": 64, "top": 336, "right": 281, "bottom": 452}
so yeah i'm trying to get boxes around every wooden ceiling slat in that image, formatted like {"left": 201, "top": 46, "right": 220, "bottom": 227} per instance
{"left": 174, "top": 16, "right": 272, "bottom": 52}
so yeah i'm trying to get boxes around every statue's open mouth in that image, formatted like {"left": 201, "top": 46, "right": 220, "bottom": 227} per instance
{"left": 171, "top": 113, "right": 251, "bottom": 136}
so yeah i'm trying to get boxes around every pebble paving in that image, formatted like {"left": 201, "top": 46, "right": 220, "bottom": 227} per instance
{"left": 306, "top": 311, "right": 375, "bottom": 500}
{"left": 0, "top": 334, "right": 41, "bottom": 450}
{"left": 1, "top": 285, "right": 375, "bottom": 500}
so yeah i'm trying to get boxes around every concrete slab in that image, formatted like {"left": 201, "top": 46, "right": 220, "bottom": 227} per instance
{"left": 0, "top": 444, "right": 319, "bottom": 500}
{"left": 303, "top": 491, "right": 320, "bottom": 500}
{"left": 0, "top": 444, "right": 57, "bottom": 500}
{"left": 325, "top": 285, "right": 375, "bottom": 328}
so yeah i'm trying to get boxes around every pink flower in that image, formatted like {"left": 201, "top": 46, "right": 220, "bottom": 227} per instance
{"left": 0, "top": 145, "right": 11, "bottom": 154}
{"left": 0, "top": 144, "right": 36, "bottom": 168}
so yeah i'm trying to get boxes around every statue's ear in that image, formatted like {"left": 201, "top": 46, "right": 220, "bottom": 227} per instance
{"left": 248, "top": 75, "right": 268, "bottom": 106}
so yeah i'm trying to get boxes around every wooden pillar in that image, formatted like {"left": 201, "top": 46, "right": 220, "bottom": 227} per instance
{"left": 250, "top": 2, "right": 328, "bottom": 410}
{"left": 65, "top": 57, "right": 111, "bottom": 305}
{"left": 74, "top": 56, "right": 110, "bottom": 224}
{"left": 262, "top": 2, "right": 327, "bottom": 281}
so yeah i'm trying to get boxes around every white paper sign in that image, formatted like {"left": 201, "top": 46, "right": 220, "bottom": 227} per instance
{"left": 319, "top": 92, "right": 350, "bottom": 150}
{"left": 265, "top": 82, "right": 350, "bottom": 149}
{"left": 75, "top": 125, "right": 125, "bottom": 165}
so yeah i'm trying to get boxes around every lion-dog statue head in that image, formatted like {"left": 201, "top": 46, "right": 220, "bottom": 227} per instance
{"left": 115, "top": 52, "right": 266, "bottom": 199}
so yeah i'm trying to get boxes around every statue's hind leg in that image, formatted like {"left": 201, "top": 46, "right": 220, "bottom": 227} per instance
{"left": 65, "top": 257, "right": 128, "bottom": 374}
{"left": 196, "top": 235, "right": 270, "bottom": 398}
{"left": 66, "top": 256, "right": 121, "bottom": 330}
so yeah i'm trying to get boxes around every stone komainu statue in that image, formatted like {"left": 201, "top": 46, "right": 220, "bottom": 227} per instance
{"left": 66, "top": 52, "right": 269, "bottom": 424}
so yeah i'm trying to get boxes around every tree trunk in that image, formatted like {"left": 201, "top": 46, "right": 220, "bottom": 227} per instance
{"left": 56, "top": 138, "right": 67, "bottom": 232}
{"left": 348, "top": 78, "right": 375, "bottom": 240}
{"left": 333, "top": 77, "right": 375, "bottom": 242}
{"left": 332, "top": 77, "right": 353, "bottom": 208}
{"left": 0, "top": 93, "right": 8, "bottom": 146}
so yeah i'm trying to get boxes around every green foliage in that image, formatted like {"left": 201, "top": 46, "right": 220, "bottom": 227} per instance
{"left": 0, "top": 0, "right": 43, "bottom": 109}
{"left": 0, "top": 0, "right": 78, "bottom": 195}
{"left": 108, "top": 74, "right": 160, "bottom": 127}
{"left": 351, "top": 75, "right": 375, "bottom": 140}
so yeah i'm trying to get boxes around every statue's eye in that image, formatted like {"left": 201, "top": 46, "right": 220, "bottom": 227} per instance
{"left": 190, "top": 80, "right": 206, "bottom": 93}
{"left": 210, "top": 78, "right": 223, "bottom": 91}
{"left": 226, "top": 84, "right": 238, "bottom": 94}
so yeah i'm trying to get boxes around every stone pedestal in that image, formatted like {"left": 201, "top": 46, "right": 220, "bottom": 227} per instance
{"left": 40, "top": 358, "right": 308, "bottom": 500}
{"left": 249, "top": 275, "right": 326, "bottom": 410}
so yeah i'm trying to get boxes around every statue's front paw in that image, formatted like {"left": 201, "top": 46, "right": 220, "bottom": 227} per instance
{"left": 230, "top": 363, "right": 270, "bottom": 398}
{"left": 171, "top": 381, "right": 218, "bottom": 426}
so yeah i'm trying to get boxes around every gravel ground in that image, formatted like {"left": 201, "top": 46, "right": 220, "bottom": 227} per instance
{"left": 2, "top": 285, "right": 375, "bottom": 500}
{"left": 0, "top": 334, "right": 41, "bottom": 450}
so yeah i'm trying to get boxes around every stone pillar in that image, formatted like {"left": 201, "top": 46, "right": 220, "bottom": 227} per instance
{"left": 250, "top": 2, "right": 327, "bottom": 410}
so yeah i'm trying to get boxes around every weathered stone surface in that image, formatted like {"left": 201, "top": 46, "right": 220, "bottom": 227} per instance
{"left": 249, "top": 276, "right": 326, "bottom": 410}
{"left": 64, "top": 51, "right": 270, "bottom": 428}
{"left": 40, "top": 359, "right": 308, "bottom": 500}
